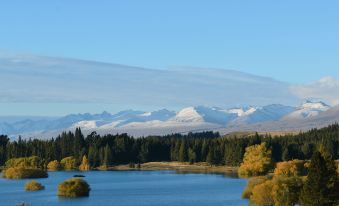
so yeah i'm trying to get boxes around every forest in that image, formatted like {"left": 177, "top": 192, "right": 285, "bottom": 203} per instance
{"left": 0, "top": 124, "right": 338, "bottom": 168}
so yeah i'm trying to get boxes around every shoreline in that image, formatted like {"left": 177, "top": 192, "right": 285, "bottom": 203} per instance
{"left": 104, "top": 162, "right": 238, "bottom": 174}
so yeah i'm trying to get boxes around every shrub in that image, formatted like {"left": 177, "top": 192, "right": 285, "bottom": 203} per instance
{"left": 25, "top": 180, "right": 45, "bottom": 191}
{"left": 250, "top": 180, "right": 275, "bottom": 206}
{"left": 58, "top": 178, "right": 91, "bottom": 198}
{"left": 238, "top": 143, "right": 273, "bottom": 177}
{"left": 271, "top": 176, "right": 303, "bottom": 206}
{"left": 274, "top": 160, "right": 308, "bottom": 177}
{"left": 242, "top": 176, "right": 269, "bottom": 199}
{"left": 3, "top": 167, "right": 48, "bottom": 179}
{"left": 47, "top": 160, "right": 61, "bottom": 171}
{"left": 60, "top": 156, "right": 77, "bottom": 170}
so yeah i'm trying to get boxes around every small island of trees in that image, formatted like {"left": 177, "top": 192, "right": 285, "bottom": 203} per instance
{"left": 2, "top": 156, "right": 48, "bottom": 179}
{"left": 25, "top": 180, "right": 45, "bottom": 191}
{"left": 58, "top": 178, "right": 91, "bottom": 198}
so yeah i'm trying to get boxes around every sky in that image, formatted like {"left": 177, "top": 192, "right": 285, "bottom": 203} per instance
{"left": 0, "top": 1, "right": 339, "bottom": 116}
{"left": 0, "top": 0, "right": 338, "bottom": 83}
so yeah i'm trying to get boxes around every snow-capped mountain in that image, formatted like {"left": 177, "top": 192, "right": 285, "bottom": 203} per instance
{"left": 232, "top": 104, "right": 296, "bottom": 124}
{"left": 282, "top": 101, "right": 331, "bottom": 120}
{"left": 0, "top": 101, "right": 336, "bottom": 138}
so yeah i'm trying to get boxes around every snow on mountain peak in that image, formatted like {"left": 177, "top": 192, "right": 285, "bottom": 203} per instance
{"left": 171, "top": 107, "right": 204, "bottom": 122}
{"left": 283, "top": 101, "right": 331, "bottom": 120}
{"left": 300, "top": 101, "right": 330, "bottom": 110}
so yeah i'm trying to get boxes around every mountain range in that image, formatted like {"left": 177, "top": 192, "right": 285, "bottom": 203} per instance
{"left": 1, "top": 100, "right": 337, "bottom": 139}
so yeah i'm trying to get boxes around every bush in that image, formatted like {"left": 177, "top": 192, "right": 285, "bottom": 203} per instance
{"left": 246, "top": 176, "right": 304, "bottom": 206}
{"left": 47, "top": 160, "right": 61, "bottom": 171}
{"left": 3, "top": 167, "right": 48, "bottom": 179}
{"left": 274, "top": 160, "right": 308, "bottom": 177}
{"left": 60, "top": 156, "right": 77, "bottom": 170}
{"left": 242, "top": 176, "right": 269, "bottom": 199}
{"left": 250, "top": 180, "right": 275, "bottom": 206}
{"left": 271, "top": 176, "right": 303, "bottom": 206}
{"left": 58, "top": 178, "right": 91, "bottom": 198}
{"left": 25, "top": 180, "right": 45, "bottom": 191}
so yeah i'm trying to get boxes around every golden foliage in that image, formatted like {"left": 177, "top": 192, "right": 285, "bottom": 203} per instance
{"left": 47, "top": 160, "right": 61, "bottom": 171}
{"left": 25, "top": 180, "right": 45, "bottom": 191}
{"left": 274, "top": 160, "right": 308, "bottom": 177}
{"left": 79, "top": 155, "right": 90, "bottom": 171}
{"left": 250, "top": 180, "right": 274, "bottom": 206}
{"left": 3, "top": 167, "right": 48, "bottom": 179}
{"left": 58, "top": 178, "right": 91, "bottom": 198}
{"left": 271, "top": 176, "right": 303, "bottom": 206}
{"left": 242, "top": 176, "right": 269, "bottom": 199}
{"left": 60, "top": 156, "right": 77, "bottom": 170}
{"left": 5, "top": 156, "right": 43, "bottom": 169}
{"left": 238, "top": 143, "right": 273, "bottom": 177}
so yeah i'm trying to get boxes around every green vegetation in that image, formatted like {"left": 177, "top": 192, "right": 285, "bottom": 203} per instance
{"left": 0, "top": 125, "right": 338, "bottom": 169}
{"left": 300, "top": 151, "right": 338, "bottom": 206}
{"left": 242, "top": 147, "right": 339, "bottom": 206}
{"left": 58, "top": 178, "right": 91, "bottom": 198}
{"left": 238, "top": 143, "right": 273, "bottom": 177}
{"left": 60, "top": 156, "right": 77, "bottom": 170}
{"left": 25, "top": 180, "right": 45, "bottom": 191}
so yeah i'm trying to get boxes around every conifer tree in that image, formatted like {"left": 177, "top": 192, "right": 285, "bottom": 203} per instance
{"left": 300, "top": 151, "right": 338, "bottom": 206}
{"left": 178, "top": 139, "right": 187, "bottom": 162}
{"left": 103, "top": 144, "right": 112, "bottom": 167}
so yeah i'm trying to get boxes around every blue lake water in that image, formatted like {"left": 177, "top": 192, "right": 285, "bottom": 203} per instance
{"left": 0, "top": 171, "right": 248, "bottom": 206}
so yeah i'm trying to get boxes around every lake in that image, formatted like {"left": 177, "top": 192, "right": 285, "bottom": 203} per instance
{"left": 0, "top": 171, "right": 249, "bottom": 206}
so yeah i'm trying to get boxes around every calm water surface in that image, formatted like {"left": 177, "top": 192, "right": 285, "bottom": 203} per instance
{"left": 0, "top": 171, "right": 248, "bottom": 206}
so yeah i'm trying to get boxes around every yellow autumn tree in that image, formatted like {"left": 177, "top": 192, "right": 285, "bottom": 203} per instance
{"left": 47, "top": 160, "right": 61, "bottom": 171}
{"left": 238, "top": 143, "right": 273, "bottom": 177}
{"left": 79, "top": 155, "right": 90, "bottom": 171}
{"left": 60, "top": 156, "right": 77, "bottom": 170}
{"left": 242, "top": 176, "right": 269, "bottom": 199}
{"left": 271, "top": 176, "right": 303, "bottom": 206}
{"left": 274, "top": 160, "right": 308, "bottom": 177}
{"left": 250, "top": 180, "right": 274, "bottom": 206}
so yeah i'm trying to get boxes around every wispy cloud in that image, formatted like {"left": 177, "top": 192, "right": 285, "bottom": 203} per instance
{"left": 0, "top": 54, "right": 300, "bottom": 110}
{"left": 291, "top": 76, "right": 339, "bottom": 106}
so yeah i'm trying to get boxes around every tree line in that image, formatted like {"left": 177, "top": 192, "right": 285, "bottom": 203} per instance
{"left": 0, "top": 124, "right": 338, "bottom": 167}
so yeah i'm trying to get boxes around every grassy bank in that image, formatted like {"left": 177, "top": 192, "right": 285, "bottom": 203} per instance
{"left": 105, "top": 162, "right": 238, "bottom": 174}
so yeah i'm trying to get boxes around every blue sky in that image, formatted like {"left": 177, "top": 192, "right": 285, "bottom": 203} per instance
{"left": 1, "top": 1, "right": 339, "bottom": 116}
{"left": 0, "top": 0, "right": 338, "bottom": 83}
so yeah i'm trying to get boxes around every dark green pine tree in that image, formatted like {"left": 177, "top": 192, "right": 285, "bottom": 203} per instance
{"left": 178, "top": 139, "right": 188, "bottom": 162}
{"left": 300, "top": 151, "right": 338, "bottom": 206}
{"left": 103, "top": 144, "right": 112, "bottom": 167}
{"left": 73, "top": 128, "right": 85, "bottom": 162}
